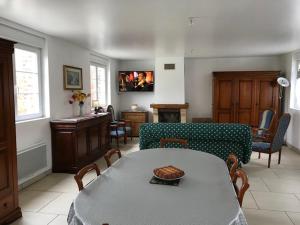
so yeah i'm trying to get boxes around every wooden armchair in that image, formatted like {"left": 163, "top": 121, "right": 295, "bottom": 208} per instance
{"left": 110, "top": 123, "right": 126, "bottom": 148}
{"left": 252, "top": 109, "right": 275, "bottom": 141}
{"left": 104, "top": 149, "right": 122, "bottom": 168}
{"left": 74, "top": 163, "right": 100, "bottom": 191}
{"left": 107, "top": 105, "right": 132, "bottom": 141}
{"left": 232, "top": 169, "right": 250, "bottom": 206}
{"left": 160, "top": 138, "right": 188, "bottom": 148}
{"left": 226, "top": 153, "right": 239, "bottom": 180}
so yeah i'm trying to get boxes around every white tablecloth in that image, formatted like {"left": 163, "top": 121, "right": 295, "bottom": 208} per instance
{"left": 68, "top": 149, "right": 248, "bottom": 225}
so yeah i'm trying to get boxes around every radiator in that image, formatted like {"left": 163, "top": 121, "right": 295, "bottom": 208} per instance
{"left": 17, "top": 143, "right": 48, "bottom": 184}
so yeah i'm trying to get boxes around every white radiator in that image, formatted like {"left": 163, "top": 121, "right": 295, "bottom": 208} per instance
{"left": 17, "top": 143, "right": 48, "bottom": 185}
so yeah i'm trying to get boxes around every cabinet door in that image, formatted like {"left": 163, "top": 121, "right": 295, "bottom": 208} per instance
{"left": 255, "top": 78, "right": 279, "bottom": 127}
{"left": 0, "top": 56, "right": 15, "bottom": 200}
{"left": 213, "top": 78, "right": 235, "bottom": 123}
{"left": 235, "top": 79, "right": 256, "bottom": 125}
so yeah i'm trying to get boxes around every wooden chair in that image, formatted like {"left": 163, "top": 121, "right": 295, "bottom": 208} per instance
{"left": 232, "top": 169, "right": 250, "bottom": 207}
{"left": 226, "top": 153, "right": 239, "bottom": 180}
{"left": 104, "top": 149, "right": 122, "bottom": 168}
{"left": 252, "top": 113, "right": 291, "bottom": 168}
{"left": 107, "top": 105, "right": 133, "bottom": 141}
{"left": 160, "top": 138, "right": 188, "bottom": 148}
{"left": 74, "top": 163, "right": 100, "bottom": 191}
{"left": 110, "top": 123, "right": 126, "bottom": 148}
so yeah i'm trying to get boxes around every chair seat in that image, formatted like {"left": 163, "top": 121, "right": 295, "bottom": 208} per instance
{"left": 118, "top": 126, "right": 131, "bottom": 132}
{"left": 252, "top": 142, "right": 271, "bottom": 153}
{"left": 111, "top": 130, "right": 125, "bottom": 137}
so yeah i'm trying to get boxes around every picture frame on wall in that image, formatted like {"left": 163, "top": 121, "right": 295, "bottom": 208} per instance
{"left": 63, "top": 65, "right": 83, "bottom": 90}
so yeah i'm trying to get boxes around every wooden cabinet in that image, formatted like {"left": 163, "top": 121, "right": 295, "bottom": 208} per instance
{"left": 121, "top": 111, "right": 149, "bottom": 137}
{"left": 0, "top": 39, "right": 22, "bottom": 224}
{"left": 50, "top": 114, "right": 110, "bottom": 173}
{"left": 213, "top": 71, "right": 280, "bottom": 128}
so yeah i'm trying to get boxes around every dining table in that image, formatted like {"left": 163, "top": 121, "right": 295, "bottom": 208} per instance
{"left": 68, "top": 148, "right": 248, "bottom": 225}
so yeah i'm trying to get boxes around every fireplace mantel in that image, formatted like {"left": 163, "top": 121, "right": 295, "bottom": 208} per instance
{"left": 150, "top": 103, "right": 189, "bottom": 123}
{"left": 150, "top": 103, "right": 189, "bottom": 109}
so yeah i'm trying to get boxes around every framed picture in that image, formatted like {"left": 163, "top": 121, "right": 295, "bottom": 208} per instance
{"left": 63, "top": 65, "right": 83, "bottom": 90}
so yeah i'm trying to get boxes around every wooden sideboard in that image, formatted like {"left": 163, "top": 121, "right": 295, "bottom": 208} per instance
{"left": 50, "top": 113, "right": 110, "bottom": 173}
{"left": 121, "top": 111, "right": 149, "bottom": 137}
{"left": 0, "top": 39, "right": 22, "bottom": 224}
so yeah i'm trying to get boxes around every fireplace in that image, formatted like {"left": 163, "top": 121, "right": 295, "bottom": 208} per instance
{"left": 150, "top": 103, "right": 189, "bottom": 123}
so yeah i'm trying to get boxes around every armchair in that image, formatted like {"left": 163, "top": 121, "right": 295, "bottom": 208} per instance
{"left": 106, "top": 105, "right": 132, "bottom": 142}
{"left": 252, "top": 113, "right": 291, "bottom": 168}
{"left": 252, "top": 109, "right": 275, "bottom": 141}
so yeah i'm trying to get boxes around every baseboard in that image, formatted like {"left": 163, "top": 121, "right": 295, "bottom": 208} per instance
{"left": 287, "top": 142, "right": 300, "bottom": 153}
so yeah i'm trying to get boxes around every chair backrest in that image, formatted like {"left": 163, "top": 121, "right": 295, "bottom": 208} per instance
{"left": 160, "top": 138, "right": 188, "bottom": 148}
{"left": 259, "top": 109, "right": 275, "bottom": 130}
{"left": 226, "top": 153, "right": 238, "bottom": 180}
{"left": 271, "top": 113, "right": 291, "bottom": 152}
{"left": 232, "top": 169, "right": 249, "bottom": 206}
{"left": 106, "top": 105, "right": 116, "bottom": 121}
{"left": 104, "top": 149, "right": 122, "bottom": 167}
{"left": 74, "top": 163, "right": 100, "bottom": 191}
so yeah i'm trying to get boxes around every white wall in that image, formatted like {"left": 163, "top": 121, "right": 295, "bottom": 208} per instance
{"left": 154, "top": 57, "right": 185, "bottom": 104}
{"left": 0, "top": 19, "right": 119, "bottom": 184}
{"left": 281, "top": 52, "right": 300, "bottom": 151}
{"left": 185, "top": 56, "right": 283, "bottom": 121}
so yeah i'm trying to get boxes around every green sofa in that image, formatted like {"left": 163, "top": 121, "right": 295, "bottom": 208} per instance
{"left": 139, "top": 123, "right": 252, "bottom": 164}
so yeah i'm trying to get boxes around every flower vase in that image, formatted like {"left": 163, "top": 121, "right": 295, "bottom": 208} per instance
{"left": 79, "top": 103, "right": 84, "bottom": 117}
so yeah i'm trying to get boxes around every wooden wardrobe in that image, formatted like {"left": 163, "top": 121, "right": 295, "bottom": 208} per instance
{"left": 0, "top": 38, "right": 22, "bottom": 224}
{"left": 213, "top": 71, "right": 281, "bottom": 128}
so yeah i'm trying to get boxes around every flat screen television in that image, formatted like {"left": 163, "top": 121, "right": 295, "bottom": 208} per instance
{"left": 119, "top": 71, "right": 154, "bottom": 92}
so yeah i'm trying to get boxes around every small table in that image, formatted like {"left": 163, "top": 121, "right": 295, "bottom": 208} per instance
{"left": 68, "top": 149, "right": 248, "bottom": 225}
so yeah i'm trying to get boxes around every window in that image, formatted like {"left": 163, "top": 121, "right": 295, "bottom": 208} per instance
{"left": 14, "top": 45, "right": 43, "bottom": 121}
{"left": 294, "top": 60, "right": 300, "bottom": 109}
{"left": 90, "top": 64, "right": 107, "bottom": 106}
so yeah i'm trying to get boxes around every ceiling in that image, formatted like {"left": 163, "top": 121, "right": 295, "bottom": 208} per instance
{"left": 0, "top": 0, "right": 300, "bottom": 59}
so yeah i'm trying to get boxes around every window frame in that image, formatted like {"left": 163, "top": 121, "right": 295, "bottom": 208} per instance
{"left": 90, "top": 62, "right": 108, "bottom": 107}
{"left": 14, "top": 44, "right": 44, "bottom": 122}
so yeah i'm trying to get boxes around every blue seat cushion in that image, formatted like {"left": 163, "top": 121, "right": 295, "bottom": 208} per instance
{"left": 252, "top": 142, "right": 271, "bottom": 153}
{"left": 118, "top": 127, "right": 132, "bottom": 132}
{"left": 111, "top": 130, "right": 125, "bottom": 137}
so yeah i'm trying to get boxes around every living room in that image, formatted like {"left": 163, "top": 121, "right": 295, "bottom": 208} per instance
{"left": 0, "top": 1, "right": 300, "bottom": 225}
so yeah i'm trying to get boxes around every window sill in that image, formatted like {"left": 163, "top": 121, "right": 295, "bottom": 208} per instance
{"left": 16, "top": 116, "right": 50, "bottom": 125}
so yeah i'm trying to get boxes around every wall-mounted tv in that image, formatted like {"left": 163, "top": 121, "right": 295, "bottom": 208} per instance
{"left": 119, "top": 71, "right": 154, "bottom": 92}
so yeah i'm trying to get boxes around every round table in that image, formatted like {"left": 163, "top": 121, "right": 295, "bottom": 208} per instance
{"left": 68, "top": 149, "right": 248, "bottom": 225}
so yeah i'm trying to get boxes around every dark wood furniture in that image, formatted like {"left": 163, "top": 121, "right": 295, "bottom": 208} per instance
{"left": 160, "top": 138, "right": 188, "bottom": 148}
{"left": 192, "top": 117, "right": 213, "bottom": 123}
{"left": 226, "top": 154, "right": 239, "bottom": 180}
{"left": 213, "top": 71, "right": 281, "bottom": 130}
{"left": 121, "top": 111, "right": 149, "bottom": 137}
{"left": 74, "top": 163, "right": 100, "bottom": 191}
{"left": 0, "top": 38, "right": 22, "bottom": 224}
{"left": 50, "top": 114, "right": 110, "bottom": 173}
{"left": 232, "top": 169, "right": 250, "bottom": 207}
{"left": 104, "top": 149, "right": 122, "bottom": 168}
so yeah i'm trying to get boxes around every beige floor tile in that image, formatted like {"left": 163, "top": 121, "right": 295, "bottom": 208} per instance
{"left": 287, "top": 212, "right": 300, "bottom": 225}
{"left": 263, "top": 178, "right": 300, "bottom": 194}
{"left": 244, "top": 209, "right": 294, "bottom": 225}
{"left": 272, "top": 168, "right": 300, "bottom": 180}
{"left": 248, "top": 177, "right": 270, "bottom": 192}
{"left": 19, "top": 190, "right": 61, "bottom": 212}
{"left": 48, "top": 215, "right": 68, "bottom": 225}
{"left": 252, "top": 191, "right": 300, "bottom": 212}
{"left": 39, "top": 193, "right": 77, "bottom": 215}
{"left": 10, "top": 212, "right": 57, "bottom": 225}
{"left": 27, "top": 174, "right": 78, "bottom": 193}
{"left": 242, "top": 192, "right": 258, "bottom": 209}
{"left": 243, "top": 164, "right": 278, "bottom": 179}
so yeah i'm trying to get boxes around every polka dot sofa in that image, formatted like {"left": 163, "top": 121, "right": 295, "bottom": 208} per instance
{"left": 139, "top": 123, "right": 252, "bottom": 164}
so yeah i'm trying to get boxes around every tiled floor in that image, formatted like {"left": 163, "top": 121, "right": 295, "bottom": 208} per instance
{"left": 11, "top": 139, "right": 300, "bottom": 225}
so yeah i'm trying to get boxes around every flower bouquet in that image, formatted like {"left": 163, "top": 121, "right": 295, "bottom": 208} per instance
{"left": 69, "top": 91, "right": 90, "bottom": 116}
